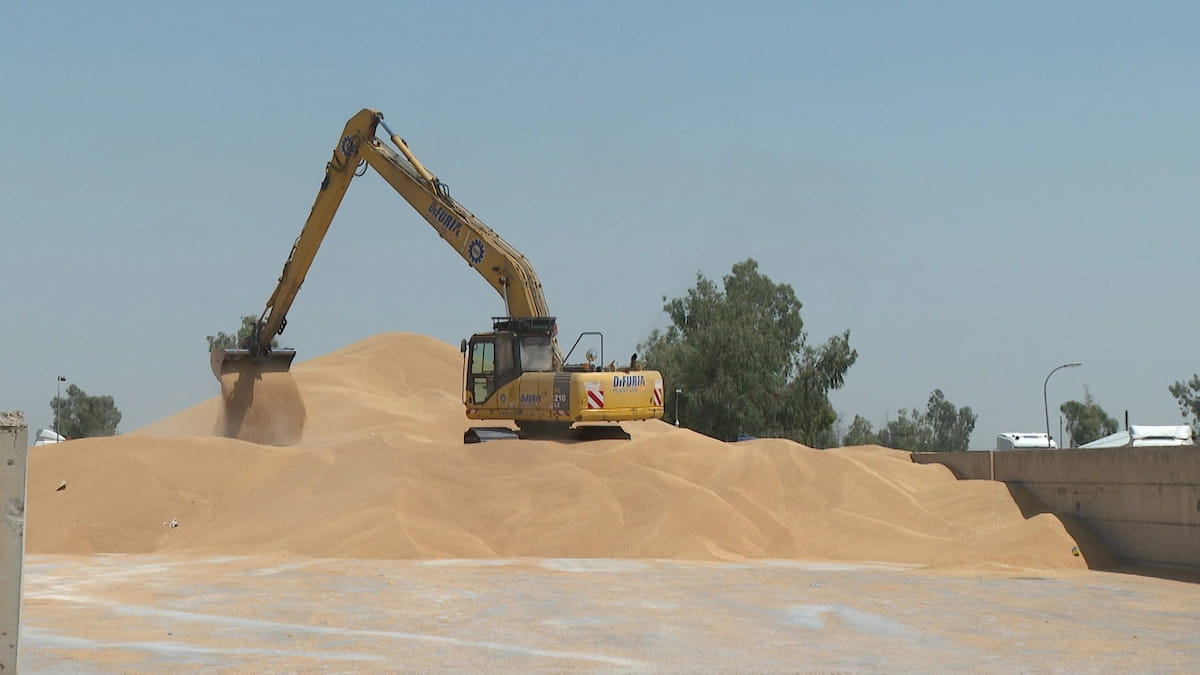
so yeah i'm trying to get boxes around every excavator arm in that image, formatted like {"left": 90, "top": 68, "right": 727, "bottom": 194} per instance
{"left": 242, "top": 109, "right": 553, "bottom": 361}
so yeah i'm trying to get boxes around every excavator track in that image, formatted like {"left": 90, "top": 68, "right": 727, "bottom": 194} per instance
{"left": 463, "top": 423, "right": 630, "bottom": 444}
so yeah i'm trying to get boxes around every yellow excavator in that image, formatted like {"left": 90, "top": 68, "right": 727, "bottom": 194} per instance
{"left": 211, "top": 109, "right": 664, "bottom": 444}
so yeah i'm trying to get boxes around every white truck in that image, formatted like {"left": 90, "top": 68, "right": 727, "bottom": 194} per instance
{"left": 1079, "top": 425, "right": 1194, "bottom": 448}
{"left": 32, "top": 429, "right": 65, "bottom": 446}
{"left": 994, "top": 432, "right": 1057, "bottom": 450}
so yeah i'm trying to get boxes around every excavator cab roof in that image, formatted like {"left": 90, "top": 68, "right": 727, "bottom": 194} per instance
{"left": 491, "top": 316, "right": 557, "bottom": 336}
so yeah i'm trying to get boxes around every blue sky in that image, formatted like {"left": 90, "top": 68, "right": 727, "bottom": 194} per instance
{"left": 2, "top": 1, "right": 1196, "bottom": 446}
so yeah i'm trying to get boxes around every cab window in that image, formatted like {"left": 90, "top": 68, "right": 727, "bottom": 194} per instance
{"left": 519, "top": 335, "right": 554, "bottom": 372}
{"left": 470, "top": 340, "right": 495, "bottom": 402}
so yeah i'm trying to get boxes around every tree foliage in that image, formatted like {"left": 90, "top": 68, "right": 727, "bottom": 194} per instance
{"left": 640, "top": 259, "right": 857, "bottom": 444}
{"left": 925, "top": 389, "right": 976, "bottom": 451}
{"left": 207, "top": 315, "right": 277, "bottom": 351}
{"left": 1059, "top": 387, "right": 1118, "bottom": 447}
{"left": 842, "top": 414, "right": 881, "bottom": 446}
{"left": 876, "top": 389, "right": 977, "bottom": 452}
{"left": 1168, "top": 375, "right": 1200, "bottom": 438}
{"left": 50, "top": 384, "right": 122, "bottom": 439}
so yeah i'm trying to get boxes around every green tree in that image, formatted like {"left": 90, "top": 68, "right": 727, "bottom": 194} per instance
{"left": 1059, "top": 387, "right": 1118, "bottom": 447}
{"left": 640, "top": 259, "right": 857, "bottom": 444}
{"left": 878, "top": 409, "right": 930, "bottom": 451}
{"left": 50, "top": 384, "right": 122, "bottom": 438}
{"left": 842, "top": 414, "right": 881, "bottom": 446}
{"left": 925, "top": 389, "right": 976, "bottom": 451}
{"left": 807, "top": 417, "right": 843, "bottom": 449}
{"left": 876, "top": 389, "right": 976, "bottom": 452}
{"left": 1168, "top": 375, "right": 1200, "bottom": 438}
{"left": 207, "top": 315, "right": 278, "bottom": 351}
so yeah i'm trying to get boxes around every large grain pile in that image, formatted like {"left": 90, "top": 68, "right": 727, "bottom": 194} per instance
{"left": 27, "top": 333, "right": 1089, "bottom": 569}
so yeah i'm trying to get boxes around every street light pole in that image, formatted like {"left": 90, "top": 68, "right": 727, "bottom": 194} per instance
{"left": 55, "top": 376, "right": 66, "bottom": 437}
{"left": 674, "top": 388, "right": 683, "bottom": 427}
{"left": 1043, "top": 362, "right": 1081, "bottom": 447}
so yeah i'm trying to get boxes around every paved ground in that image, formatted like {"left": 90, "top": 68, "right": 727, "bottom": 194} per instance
{"left": 17, "top": 554, "right": 1200, "bottom": 672}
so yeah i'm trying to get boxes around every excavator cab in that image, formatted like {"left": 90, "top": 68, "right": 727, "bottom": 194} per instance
{"left": 464, "top": 317, "right": 556, "bottom": 406}
{"left": 461, "top": 317, "right": 640, "bottom": 443}
{"left": 462, "top": 317, "right": 574, "bottom": 443}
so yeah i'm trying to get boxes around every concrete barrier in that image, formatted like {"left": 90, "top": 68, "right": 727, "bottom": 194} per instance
{"left": 1, "top": 411, "right": 28, "bottom": 672}
{"left": 912, "top": 446, "right": 1200, "bottom": 571}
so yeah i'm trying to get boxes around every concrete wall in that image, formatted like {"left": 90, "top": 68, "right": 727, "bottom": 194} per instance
{"left": 912, "top": 446, "right": 1200, "bottom": 571}
{"left": 1, "top": 411, "right": 28, "bottom": 672}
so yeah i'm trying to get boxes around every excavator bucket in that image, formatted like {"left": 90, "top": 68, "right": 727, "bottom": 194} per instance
{"left": 209, "top": 349, "right": 306, "bottom": 445}
{"left": 210, "top": 348, "right": 297, "bottom": 379}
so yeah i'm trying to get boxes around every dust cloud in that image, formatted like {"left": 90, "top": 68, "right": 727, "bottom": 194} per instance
{"left": 215, "top": 370, "right": 306, "bottom": 445}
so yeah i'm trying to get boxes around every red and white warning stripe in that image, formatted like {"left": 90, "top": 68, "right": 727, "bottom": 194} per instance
{"left": 586, "top": 382, "right": 605, "bottom": 409}
{"left": 652, "top": 380, "right": 664, "bottom": 407}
